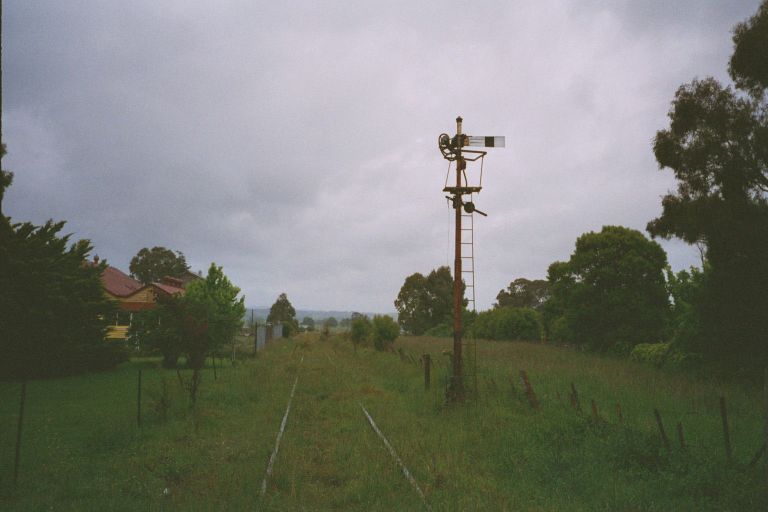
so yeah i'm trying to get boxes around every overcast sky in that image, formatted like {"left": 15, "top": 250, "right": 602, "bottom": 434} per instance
{"left": 2, "top": 1, "right": 761, "bottom": 312}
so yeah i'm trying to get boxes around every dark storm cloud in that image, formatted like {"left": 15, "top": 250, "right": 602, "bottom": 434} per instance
{"left": 2, "top": 0, "right": 763, "bottom": 311}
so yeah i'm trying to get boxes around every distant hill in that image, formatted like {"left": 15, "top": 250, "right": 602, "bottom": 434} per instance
{"left": 243, "top": 308, "right": 396, "bottom": 323}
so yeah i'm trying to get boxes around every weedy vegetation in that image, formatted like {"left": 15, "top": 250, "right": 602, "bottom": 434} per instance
{"left": 0, "top": 334, "right": 765, "bottom": 510}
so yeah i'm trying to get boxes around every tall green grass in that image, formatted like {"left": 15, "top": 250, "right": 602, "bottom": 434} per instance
{"left": 1, "top": 334, "right": 764, "bottom": 510}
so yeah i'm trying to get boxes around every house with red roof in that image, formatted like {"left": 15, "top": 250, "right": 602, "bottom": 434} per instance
{"left": 95, "top": 257, "right": 190, "bottom": 339}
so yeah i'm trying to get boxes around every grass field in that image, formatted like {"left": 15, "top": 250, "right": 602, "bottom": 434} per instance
{"left": 1, "top": 335, "right": 765, "bottom": 510}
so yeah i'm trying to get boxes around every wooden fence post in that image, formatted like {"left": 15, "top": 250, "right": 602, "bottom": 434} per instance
{"left": 748, "top": 442, "right": 765, "bottom": 467}
{"left": 519, "top": 370, "right": 539, "bottom": 409}
{"left": 720, "top": 396, "right": 733, "bottom": 464}
{"left": 591, "top": 399, "right": 599, "bottom": 419}
{"left": 676, "top": 421, "right": 686, "bottom": 451}
{"left": 654, "top": 408, "right": 672, "bottom": 454}
{"left": 137, "top": 370, "right": 142, "bottom": 427}
{"left": 14, "top": 381, "right": 27, "bottom": 485}
{"left": 570, "top": 382, "right": 582, "bottom": 413}
{"left": 423, "top": 354, "right": 431, "bottom": 390}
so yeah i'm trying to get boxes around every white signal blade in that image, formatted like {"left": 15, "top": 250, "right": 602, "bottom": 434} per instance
{"left": 466, "top": 135, "right": 505, "bottom": 148}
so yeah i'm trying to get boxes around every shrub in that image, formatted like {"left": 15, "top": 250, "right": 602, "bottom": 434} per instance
{"left": 630, "top": 343, "right": 670, "bottom": 366}
{"left": 0, "top": 217, "right": 126, "bottom": 379}
{"left": 371, "top": 315, "right": 399, "bottom": 351}
{"left": 630, "top": 342, "right": 702, "bottom": 369}
{"left": 548, "top": 316, "right": 572, "bottom": 342}
{"left": 349, "top": 315, "right": 371, "bottom": 348}
{"left": 469, "top": 307, "right": 541, "bottom": 341}
{"left": 424, "top": 322, "right": 452, "bottom": 338}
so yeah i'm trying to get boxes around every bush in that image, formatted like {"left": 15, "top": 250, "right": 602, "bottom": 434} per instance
{"left": 630, "top": 343, "right": 670, "bottom": 366}
{"left": 546, "top": 226, "right": 670, "bottom": 352}
{"left": 0, "top": 217, "right": 124, "bottom": 379}
{"left": 129, "top": 308, "right": 183, "bottom": 368}
{"left": 548, "top": 316, "right": 572, "bottom": 342}
{"left": 424, "top": 322, "right": 452, "bottom": 338}
{"left": 630, "top": 342, "right": 702, "bottom": 369}
{"left": 349, "top": 315, "right": 371, "bottom": 348}
{"left": 469, "top": 308, "right": 541, "bottom": 341}
{"left": 371, "top": 315, "right": 399, "bottom": 351}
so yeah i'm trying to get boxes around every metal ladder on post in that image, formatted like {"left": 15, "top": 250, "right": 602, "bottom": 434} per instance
{"left": 460, "top": 194, "right": 477, "bottom": 398}
{"left": 461, "top": 200, "right": 476, "bottom": 312}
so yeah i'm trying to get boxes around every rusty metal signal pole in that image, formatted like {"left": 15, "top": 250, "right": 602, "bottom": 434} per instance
{"left": 439, "top": 117, "right": 503, "bottom": 402}
{"left": 450, "top": 117, "right": 465, "bottom": 401}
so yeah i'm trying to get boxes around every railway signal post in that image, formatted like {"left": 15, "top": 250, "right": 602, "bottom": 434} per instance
{"left": 438, "top": 117, "right": 504, "bottom": 402}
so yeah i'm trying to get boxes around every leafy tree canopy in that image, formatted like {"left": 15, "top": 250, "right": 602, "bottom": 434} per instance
{"left": 730, "top": 0, "right": 768, "bottom": 97}
{"left": 0, "top": 143, "right": 12, "bottom": 218}
{"left": 184, "top": 263, "right": 245, "bottom": 356}
{"left": 1, "top": 152, "right": 125, "bottom": 379}
{"left": 349, "top": 314, "right": 371, "bottom": 346}
{"left": 129, "top": 246, "right": 190, "bottom": 284}
{"left": 131, "top": 263, "right": 244, "bottom": 401}
{"left": 545, "top": 226, "right": 669, "bottom": 352}
{"left": 268, "top": 292, "right": 296, "bottom": 323}
{"left": 371, "top": 315, "right": 399, "bottom": 351}
{"left": 495, "top": 278, "right": 549, "bottom": 310}
{"left": 649, "top": 1, "right": 768, "bottom": 372}
{"left": 268, "top": 292, "right": 298, "bottom": 336}
{"left": 470, "top": 307, "right": 541, "bottom": 342}
{"left": 649, "top": 78, "right": 768, "bottom": 244}
{"left": 394, "top": 266, "right": 464, "bottom": 335}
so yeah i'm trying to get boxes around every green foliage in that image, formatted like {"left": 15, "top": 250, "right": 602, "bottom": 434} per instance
{"left": 324, "top": 316, "right": 338, "bottom": 328}
{"left": 371, "top": 315, "right": 399, "bottom": 351}
{"left": 544, "top": 226, "right": 669, "bottom": 352}
{"left": 0, "top": 339, "right": 765, "bottom": 509}
{"left": 1, "top": 156, "right": 126, "bottom": 379}
{"left": 547, "top": 316, "right": 572, "bottom": 343}
{"left": 469, "top": 307, "right": 541, "bottom": 341}
{"left": 267, "top": 292, "right": 298, "bottom": 336}
{"left": 629, "top": 343, "right": 670, "bottom": 367}
{"left": 349, "top": 314, "right": 372, "bottom": 347}
{"left": 422, "top": 308, "right": 476, "bottom": 338}
{"left": 0, "top": 143, "right": 12, "bottom": 217}
{"left": 424, "top": 322, "right": 452, "bottom": 338}
{"left": 729, "top": 0, "right": 768, "bottom": 97}
{"left": 302, "top": 316, "right": 315, "bottom": 330}
{"left": 394, "top": 266, "right": 464, "bottom": 335}
{"left": 664, "top": 266, "right": 705, "bottom": 352}
{"left": 184, "top": 263, "right": 245, "bottom": 358}
{"left": 649, "top": 3, "right": 768, "bottom": 374}
{"left": 129, "top": 306, "right": 183, "bottom": 367}
{"left": 630, "top": 342, "right": 700, "bottom": 369}
{"left": 132, "top": 264, "right": 244, "bottom": 379}
{"left": 495, "top": 278, "right": 549, "bottom": 310}
{"left": 129, "top": 246, "right": 190, "bottom": 284}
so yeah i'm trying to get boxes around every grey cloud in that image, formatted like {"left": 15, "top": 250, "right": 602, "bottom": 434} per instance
{"left": 3, "top": 0, "right": 762, "bottom": 311}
